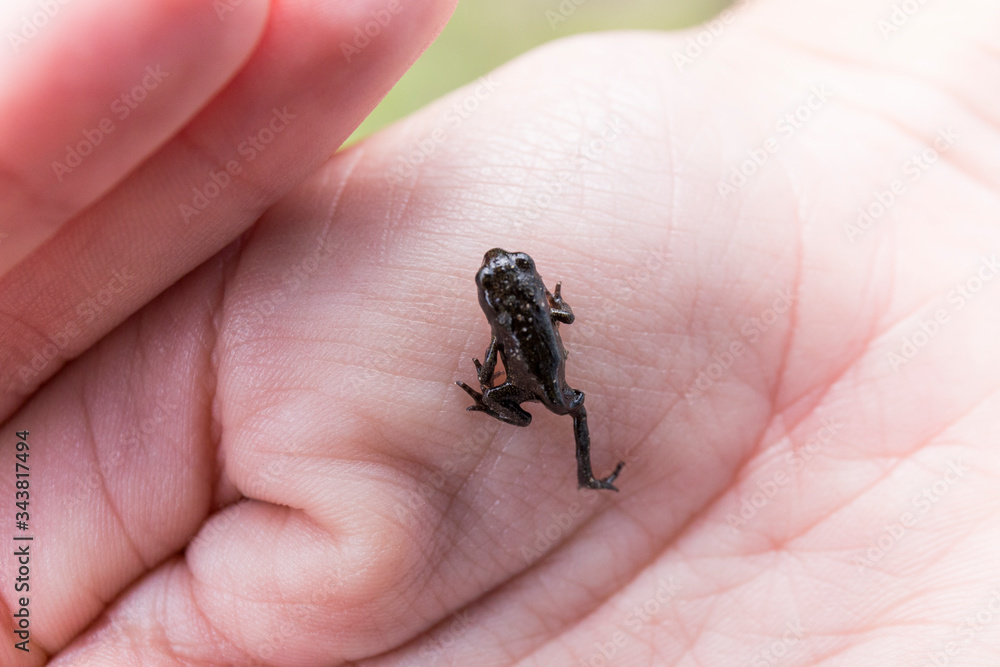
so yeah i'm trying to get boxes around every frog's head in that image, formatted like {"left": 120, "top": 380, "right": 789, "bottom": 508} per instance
{"left": 479, "top": 247, "right": 536, "bottom": 274}
{"left": 477, "top": 248, "right": 536, "bottom": 287}
{"left": 475, "top": 248, "right": 540, "bottom": 312}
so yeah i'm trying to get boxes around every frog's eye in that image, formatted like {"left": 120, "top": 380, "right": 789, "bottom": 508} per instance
{"left": 515, "top": 256, "right": 533, "bottom": 271}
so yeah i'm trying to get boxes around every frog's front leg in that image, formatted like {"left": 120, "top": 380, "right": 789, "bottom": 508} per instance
{"left": 572, "top": 403, "right": 625, "bottom": 491}
{"left": 547, "top": 282, "right": 575, "bottom": 325}
{"left": 456, "top": 336, "right": 501, "bottom": 402}
{"left": 472, "top": 336, "right": 501, "bottom": 387}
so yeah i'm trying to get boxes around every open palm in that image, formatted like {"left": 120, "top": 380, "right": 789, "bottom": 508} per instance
{"left": 5, "top": 0, "right": 1000, "bottom": 664}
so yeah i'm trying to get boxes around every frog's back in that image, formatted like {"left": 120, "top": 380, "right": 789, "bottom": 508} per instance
{"left": 476, "top": 248, "right": 572, "bottom": 408}
{"left": 494, "top": 287, "right": 569, "bottom": 407}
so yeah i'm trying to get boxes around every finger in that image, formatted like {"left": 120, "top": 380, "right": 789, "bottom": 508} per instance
{"left": 0, "top": 0, "right": 270, "bottom": 276}
{"left": 0, "top": 0, "right": 459, "bottom": 423}
{"left": 0, "top": 255, "right": 226, "bottom": 662}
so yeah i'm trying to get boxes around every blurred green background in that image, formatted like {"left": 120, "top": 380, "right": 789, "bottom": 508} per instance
{"left": 346, "top": 0, "right": 730, "bottom": 142}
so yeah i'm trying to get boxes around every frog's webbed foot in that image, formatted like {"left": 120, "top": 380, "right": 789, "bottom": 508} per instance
{"left": 579, "top": 461, "right": 626, "bottom": 491}
{"left": 456, "top": 380, "right": 486, "bottom": 410}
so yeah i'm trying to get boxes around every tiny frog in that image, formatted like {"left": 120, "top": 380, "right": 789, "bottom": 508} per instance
{"left": 457, "top": 248, "right": 625, "bottom": 491}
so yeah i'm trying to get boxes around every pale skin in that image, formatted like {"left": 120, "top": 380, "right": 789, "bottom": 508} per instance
{"left": 2, "top": 0, "right": 1000, "bottom": 664}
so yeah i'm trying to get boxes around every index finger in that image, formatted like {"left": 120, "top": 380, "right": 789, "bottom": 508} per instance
{"left": 0, "top": 0, "right": 459, "bottom": 423}
{"left": 0, "top": 0, "right": 270, "bottom": 275}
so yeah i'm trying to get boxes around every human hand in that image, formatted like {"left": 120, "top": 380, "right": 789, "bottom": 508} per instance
{"left": 0, "top": 0, "right": 457, "bottom": 662}
{"left": 7, "top": 0, "right": 1000, "bottom": 664}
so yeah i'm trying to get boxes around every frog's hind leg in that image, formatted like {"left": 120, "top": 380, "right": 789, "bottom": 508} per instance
{"left": 459, "top": 336, "right": 527, "bottom": 422}
{"left": 458, "top": 381, "right": 532, "bottom": 427}
{"left": 573, "top": 405, "right": 625, "bottom": 491}
{"left": 456, "top": 379, "right": 485, "bottom": 404}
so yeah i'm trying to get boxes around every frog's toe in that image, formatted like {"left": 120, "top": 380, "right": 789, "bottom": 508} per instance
{"left": 456, "top": 380, "right": 483, "bottom": 401}
{"left": 605, "top": 461, "right": 626, "bottom": 485}
{"left": 582, "top": 478, "right": 620, "bottom": 492}
{"left": 581, "top": 461, "right": 625, "bottom": 492}
{"left": 498, "top": 409, "right": 531, "bottom": 427}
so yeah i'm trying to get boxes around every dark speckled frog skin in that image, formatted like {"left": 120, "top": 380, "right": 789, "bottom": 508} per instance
{"left": 457, "top": 248, "right": 625, "bottom": 491}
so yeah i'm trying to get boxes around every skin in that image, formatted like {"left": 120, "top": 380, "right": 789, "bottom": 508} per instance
{"left": 2, "top": 0, "right": 1000, "bottom": 664}
{"left": 456, "top": 248, "right": 625, "bottom": 490}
